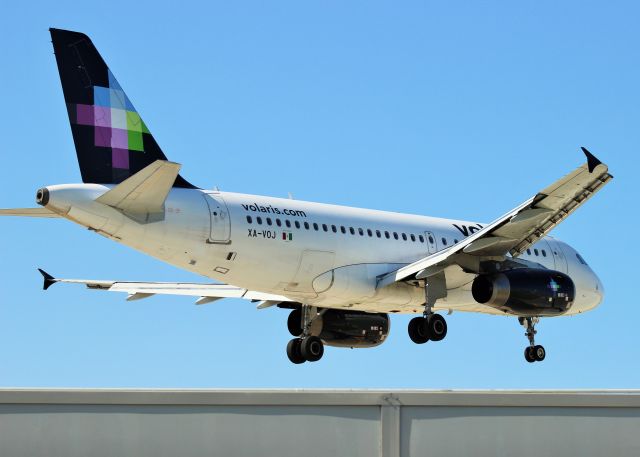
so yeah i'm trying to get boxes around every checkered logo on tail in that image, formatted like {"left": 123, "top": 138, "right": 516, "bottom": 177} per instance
{"left": 71, "top": 70, "right": 150, "bottom": 173}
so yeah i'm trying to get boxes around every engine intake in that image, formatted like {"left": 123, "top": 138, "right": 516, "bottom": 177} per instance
{"left": 319, "top": 310, "right": 390, "bottom": 348}
{"left": 472, "top": 268, "right": 575, "bottom": 316}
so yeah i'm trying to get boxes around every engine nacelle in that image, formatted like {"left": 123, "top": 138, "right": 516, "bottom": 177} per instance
{"left": 471, "top": 268, "right": 575, "bottom": 316}
{"left": 318, "top": 310, "right": 390, "bottom": 348}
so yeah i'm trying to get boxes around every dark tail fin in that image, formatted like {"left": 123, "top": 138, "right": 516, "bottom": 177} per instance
{"left": 49, "top": 28, "right": 195, "bottom": 188}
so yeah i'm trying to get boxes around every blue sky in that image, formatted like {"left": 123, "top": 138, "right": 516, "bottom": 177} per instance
{"left": 0, "top": 0, "right": 638, "bottom": 388}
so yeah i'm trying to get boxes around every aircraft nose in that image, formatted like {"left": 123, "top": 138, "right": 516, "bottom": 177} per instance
{"left": 594, "top": 273, "right": 605, "bottom": 305}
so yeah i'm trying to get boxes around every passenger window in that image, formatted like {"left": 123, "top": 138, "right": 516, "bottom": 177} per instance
{"left": 419, "top": 235, "right": 424, "bottom": 243}
{"left": 313, "top": 223, "right": 318, "bottom": 231}
{"left": 534, "top": 249, "right": 539, "bottom": 256}
{"left": 246, "top": 216, "right": 252, "bottom": 224}
{"left": 286, "top": 220, "right": 291, "bottom": 228}
{"left": 276, "top": 219, "right": 282, "bottom": 227}
{"left": 542, "top": 250, "right": 547, "bottom": 257}
{"left": 295, "top": 221, "right": 300, "bottom": 229}
{"left": 358, "top": 228, "right": 364, "bottom": 236}
{"left": 367, "top": 229, "right": 373, "bottom": 237}
{"left": 266, "top": 218, "right": 272, "bottom": 226}
{"left": 454, "top": 239, "right": 459, "bottom": 244}
{"left": 322, "top": 224, "right": 328, "bottom": 232}
{"left": 350, "top": 227, "right": 355, "bottom": 235}
{"left": 331, "top": 225, "right": 337, "bottom": 233}
{"left": 441, "top": 237, "right": 447, "bottom": 246}
{"left": 376, "top": 230, "right": 381, "bottom": 238}
{"left": 410, "top": 234, "right": 416, "bottom": 242}
{"left": 393, "top": 232, "right": 399, "bottom": 240}
{"left": 401, "top": 233, "right": 407, "bottom": 241}
{"left": 341, "top": 226, "right": 346, "bottom": 234}
{"left": 428, "top": 235, "right": 434, "bottom": 244}
{"left": 527, "top": 249, "right": 531, "bottom": 255}
{"left": 385, "top": 231, "right": 390, "bottom": 239}
{"left": 257, "top": 217, "right": 263, "bottom": 225}
{"left": 304, "top": 222, "right": 310, "bottom": 230}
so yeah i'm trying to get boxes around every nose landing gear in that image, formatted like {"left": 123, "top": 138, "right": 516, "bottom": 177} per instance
{"left": 520, "top": 317, "right": 546, "bottom": 363}
{"left": 286, "top": 305, "right": 325, "bottom": 364}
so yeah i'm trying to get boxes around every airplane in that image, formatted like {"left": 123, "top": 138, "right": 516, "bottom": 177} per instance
{"left": 0, "top": 29, "right": 612, "bottom": 364}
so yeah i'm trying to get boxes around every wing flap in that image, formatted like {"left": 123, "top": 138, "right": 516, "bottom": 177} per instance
{"left": 38, "top": 269, "right": 291, "bottom": 304}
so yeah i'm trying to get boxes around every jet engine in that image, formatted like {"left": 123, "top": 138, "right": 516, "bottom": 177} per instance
{"left": 288, "top": 309, "right": 390, "bottom": 348}
{"left": 471, "top": 268, "right": 575, "bottom": 316}
{"left": 319, "top": 310, "right": 390, "bottom": 348}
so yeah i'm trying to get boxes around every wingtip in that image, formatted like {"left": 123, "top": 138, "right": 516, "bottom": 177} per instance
{"left": 581, "top": 147, "right": 602, "bottom": 173}
{"left": 37, "top": 268, "right": 57, "bottom": 291}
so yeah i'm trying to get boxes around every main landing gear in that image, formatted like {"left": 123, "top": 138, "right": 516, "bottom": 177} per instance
{"left": 408, "top": 274, "right": 448, "bottom": 344}
{"left": 286, "top": 305, "right": 324, "bottom": 364}
{"left": 520, "top": 317, "right": 546, "bottom": 363}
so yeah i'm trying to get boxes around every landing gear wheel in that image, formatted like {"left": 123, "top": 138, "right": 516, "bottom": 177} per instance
{"left": 427, "top": 314, "right": 447, "bottom": 341}
{"left": 300, "top": 336, "right": 324, "bottom": 362}
{"left": 533, "top": 345, "right": 546, "bottom": 362}
{"left": 408, "top": 317, "right": 430, "bottom": 344}
{"left": 524, "top": 346, "right": 536, "bottom": 363}
{"left": 286, "top": 338, "right": 305, "bottom": 364}
{"left": 287, "top": 309, "right": 302, "bottom": 336}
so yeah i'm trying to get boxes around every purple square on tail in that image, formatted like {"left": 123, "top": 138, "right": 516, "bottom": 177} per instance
{"left": 95, "top": 126, "right": 111, "bottom": 148}
{"left": 76, "top": 104, "right": 94, "bottom": 126}
{"left": 112, "top": 148, "right": 129, "bottom": 169}
{"left": 110, "top": 128, "right": 128, "bottom": 149}
{"left": 94, "top": 106, "right": 111, "bottom": 127}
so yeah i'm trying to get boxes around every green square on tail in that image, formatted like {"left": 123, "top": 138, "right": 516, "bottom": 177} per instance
{"left": 128, "top": 130, "right": 144, "bottom": 151}
{"left": 126, "top": 111, "right": 142, "bottom": 132}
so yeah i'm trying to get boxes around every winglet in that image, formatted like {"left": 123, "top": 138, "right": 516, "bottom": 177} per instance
{"left": 38, "top": 269, "right": 57, "bottom": 291}
{"left": 581, "top": 147, "right": 602, "bottom": 173}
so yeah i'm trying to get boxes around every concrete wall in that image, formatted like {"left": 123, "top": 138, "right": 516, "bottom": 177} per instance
{"left": 0, "top": 389, "right": 639, "bottom": 457}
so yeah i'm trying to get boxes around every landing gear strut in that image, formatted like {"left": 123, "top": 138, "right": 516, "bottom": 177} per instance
{"left": 286, "top": 305, "right": 325, "bottom": 364}
{"left": 520, "top": 317, "right": 546, "bottom": 363}
{"left": 408, "top": 273, "right": 448, "bottom": 344}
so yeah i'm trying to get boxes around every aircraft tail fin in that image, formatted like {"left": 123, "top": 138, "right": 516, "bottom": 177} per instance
{"left": 49, "top": 28, "right": 195, "bottom": 188}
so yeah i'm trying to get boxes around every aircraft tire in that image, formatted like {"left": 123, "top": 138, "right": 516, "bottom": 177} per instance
{"left": 524, "top": 346, "right": 536, "bottom": 363}
{"left": 408, "top": 317, "right": 429, "bottom": 344}
{"left": 427, "top": 314, "right": 447, "bottom": 342}
{"left": 300, "top": 336, "right": 324, "bottom": 362}
{"left": 286, "top": 338, "right": 305, "bottom": 364}
{"left": 534, "top": 345, "right": 546, "bottom": 361}
{"left": 287, "top": 309, "right": 303, "bottom": 337}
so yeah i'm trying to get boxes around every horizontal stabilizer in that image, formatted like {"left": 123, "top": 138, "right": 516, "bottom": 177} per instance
{"left": 0, "top": 208, "right": 60, "bottom": 218}
{"left": 96, "top": 160, "right": 181, "bottom": 223}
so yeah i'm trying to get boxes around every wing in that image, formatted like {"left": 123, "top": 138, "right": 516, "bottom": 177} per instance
{"left": 0, "top": 208, "right": 61, "bottom": 218}
{"left": 38, "top": 269, "right": 291, "bottom": 308}
{"left": 377, "top": 147, "right": 613, "bottom": 288}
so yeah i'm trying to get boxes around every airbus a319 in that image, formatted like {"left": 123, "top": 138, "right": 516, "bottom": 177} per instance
{"left": 1, "top": 29, "right": 612, "bottom": 364}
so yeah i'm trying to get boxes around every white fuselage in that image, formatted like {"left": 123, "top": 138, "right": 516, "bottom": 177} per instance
{"left": 43, "top": 184, "right": 604, "bottom": 316}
